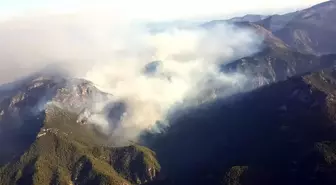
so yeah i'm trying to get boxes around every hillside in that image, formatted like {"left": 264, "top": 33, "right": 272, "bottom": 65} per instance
{"left": 213, "top": 19, "right": 336, "bottom": 84}
{"left": 144, "top": 66, "right": 336, "bottom": 185}
{"left": 261, "top": 1, "right": 336, "bottom": 55}
{"left": 223, "top": 47, "right": 336, "bottom": 84}
{"left": 0, "top": 75, "right": 160, "bottom": 185}
{"left": 201, "top": 20, "right": 333, "bottom": 85}
{"left": 256, "top": 11, "right": 300, "bottom": 32}
{"left": 209, "top": 1, "right": 336, "bottom": 55}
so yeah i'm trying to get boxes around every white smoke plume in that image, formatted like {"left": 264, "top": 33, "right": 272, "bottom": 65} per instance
{"left": 0, "top": 12, "right": 263, "bottom": 142}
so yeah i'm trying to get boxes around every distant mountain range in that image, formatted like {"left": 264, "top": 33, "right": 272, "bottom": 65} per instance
{"left": 228, "top": 14, "right": 269, "bottom": 23}
{"left": 2, "top": 1, "right": 336, "bottom": 185}
{"left": 227, "top": 0, "right": 336, "bottom": 55}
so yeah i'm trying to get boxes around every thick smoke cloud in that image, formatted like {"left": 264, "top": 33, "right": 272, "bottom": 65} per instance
{"left": 0, "top": 12, "right": 263, "bottom": 143}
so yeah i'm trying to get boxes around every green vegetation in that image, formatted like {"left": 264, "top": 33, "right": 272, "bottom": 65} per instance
{"left": 110, "top": 145, "right": 160, "bottom": 184}
{"left": 0, "top": 105, "right": 160, "bottom": 185}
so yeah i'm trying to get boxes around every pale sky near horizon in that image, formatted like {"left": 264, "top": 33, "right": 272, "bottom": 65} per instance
{"left": 0, "top": 0, "right": 328, "bottom": 22}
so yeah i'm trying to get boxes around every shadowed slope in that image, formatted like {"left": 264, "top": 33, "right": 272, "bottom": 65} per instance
{"left": 144, "top": 67, "right": 336, "bottom": 185}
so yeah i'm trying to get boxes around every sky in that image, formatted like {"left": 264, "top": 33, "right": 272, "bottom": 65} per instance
{"left": 0, "top": 0, "right": 328, "bottom": 22}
